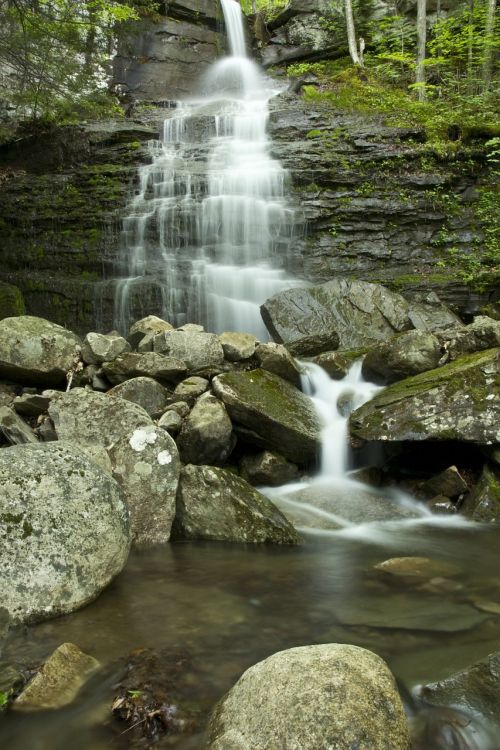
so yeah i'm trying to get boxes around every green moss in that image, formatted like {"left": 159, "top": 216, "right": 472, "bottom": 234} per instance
{"left": 0, "top": 282, "right": 25, "bottom": 319}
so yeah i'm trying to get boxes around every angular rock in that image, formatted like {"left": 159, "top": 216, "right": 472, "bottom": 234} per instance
{"left": 0, "top": 316, "right": 81, "bottom": 386}
{"left": 438, "top": 316, "right": 500, "bottom": 362}
{"left": 219, "top": 332, "right": 257, "bottom": 361}
{"left": 102, "top": 352, "right": 187, "bottom": 385}
{"left": 362, "top": 330, "right": 443, "bottom": 384}
{"left": 309, "top": 351, "right": 350, "bottom": 379}
{"left": 461, "top": 465, "right": 500, "bottom": 523}
{"left": 49, "top": 387, "right": 152, "bottom": 448}
{"left": 162, "top": 401, "right": 190, "bottom": 418}
{"left": 212, "top": 369, "right": 321, "bottom": 464}
{"left": 207, "top": 644, "right": 410, "bottom": 750}
{"left": 13, "top": 392, "right": 51, "bottom": 417}
{"left": 172, "top": 376, "right": 209, "bottom": 405}
{"left": 177, "top": 395, "right": 233, "bottom": 465}
{"left": 81, "top": 332, "right": 130, "bottom": 365}
{"left": 350, "top": 349, "right": 500, "bottom": 444}
{"left": 407, "top": 291, "right": 462, "bottom": 331}
{"left": 0, "top": 442, "right": 130, "bottom": 624}
{"left": 128, "top": 315, "right": 173, "bottom": 348}
{"left": 13, "top": 643, "right": 99, "bottom": 712}
{"left": 153, "top": 330, "right": 224, "bottom": 371}
{"left": 261, "top": 279, "right": 412, "bottom": 352}
{"left": 108, "top": 426, "right": 180, "bottom": 546}
{"left": 0, "top": 406, "right": 37, "bottom": 444}
{"left": 422, "top": 465, "right": 468, "bottom": 499}
{"left": 107, "top": 376, "right": 170, "bottom": 418}
{"left": 240, "top": 451, "right": 299, "bottom": 486}
{"left": 254, "top": 342, "right": 301, "bottom": 387}
{"left": 172, "top": 465, "right": 301, "bottom": 544}
{"left": 157, "top": 410, "right": 183, "bottom": 435}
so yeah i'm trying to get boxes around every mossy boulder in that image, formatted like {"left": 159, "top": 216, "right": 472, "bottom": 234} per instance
{"left": 461, "top": 465, "right": 500, "bottom": 523}
{"left": 362, "top": 330, "right": 443, "bottom": 384}
{"left": 350, "top": 348, "right": 500, "bottom": 444}
{"left": 172, "top": 464, "right": 301, "bottom": 545}
{"left": 212, "top": 369, "right": 321, "bottom": 464}
{"left": 0, "top": 315, "right": 81, "bottom": 386}
{"left": 0, "top": 282, "right": 25, "bottom": 320}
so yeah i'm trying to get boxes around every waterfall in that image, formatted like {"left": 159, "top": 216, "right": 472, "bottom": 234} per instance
{"left": 113, "top": 0, "right": 299, "bottom": 337}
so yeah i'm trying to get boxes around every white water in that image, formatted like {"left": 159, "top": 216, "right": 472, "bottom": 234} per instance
{"left": 113, "top": 0, "right": 299, "bottom": 336}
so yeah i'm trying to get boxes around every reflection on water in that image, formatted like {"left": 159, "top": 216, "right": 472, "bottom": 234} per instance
{"left": 2, "top": 524, "right": 500, "bottom": 749}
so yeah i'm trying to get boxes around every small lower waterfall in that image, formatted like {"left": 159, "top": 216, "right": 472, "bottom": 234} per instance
{"left": 113, "top": 0, "right": 299, "bottom": 337}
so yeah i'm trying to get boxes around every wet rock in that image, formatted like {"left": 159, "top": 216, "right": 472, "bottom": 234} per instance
{"left": 172, "top": 376, "right": 209, "bottom": 405}
{"left": 219, "top": 332, "right": 257, "bottom": 361}
{"left": 362, "top": 330, "right": 443, "bottom": 384}
{"left": 0, "top": 608, "right": 9, "bottom": 653}
{"left": 0, "top": 662, "right": 23, "bottom": 698}
{"left": 13, "top": 643, "right": 99, "bottom": 712}
{"left": 107, "top": 376, "right": 171, "bottom": 418}
{"left": 374, "top": 557, "right": 461, "bottom": 583}
{"left": 172, "top": 464, "right": 301, "bottom": 545}
{"left": 101, "top": 351, "right": 187, "bottom": 385}
{"left": 128, "top": 315, "right": 173, "bottom": 349}
{"left": 350, "top": 349, "right": 500, "bottom": 444}
{"left": 254, "top": 342, "right": 301, "bottom": 387}
{"left": 422, "top": 466, "right": 469, "bottom": 499}
{"left": 13, "top": 392, "right": 51, "bottom": 417}
{"left": 0, "top": 316, "right": 81, "bottom": 386}
{"left": 461, "top": 465, "right": 500, "bottom": 523}
{"left": 309, "top": 351, "right": 350, "bottom": 379}
{"left": 261, "top": 279, "right": 412, "bottom": 352}
{"left": 419, "top": 651, "right": 500, "bottom": 731}
{"left": 153, "top": 330, "right": 224, "bottom": 372}
{"left": 81, "top": 332, "right": 130, "bottom": 365}
{"left": 212, "top": 369, "right": 321, "bottom": 464}
{"left": 157, "top": 410, "right": 183, "bottom": 435}
{"left": 0, "top": 405, "right": 37, "bottom": 444}
{"left": 108, "top": 426, "right": 180, "bottom": 546}
{"left": 207, "top": 644, "right": 411, "bottom": 750}
{"left": 438, "top": 316, "right": 500, "bottom": 362}
{"left": 0, "top": 442, "right": 130, "bottom": 624}
{"left": 177, "top": 395, "right": 233, "bottom": 465}
{"left": 427, "top": 496, "right": 458, "bottom": 514}
{"left": 239, "top": 451, "right": 299, "bottom": 486}
{"left": 407, "top": 292, "right": 462, "bottom": 331}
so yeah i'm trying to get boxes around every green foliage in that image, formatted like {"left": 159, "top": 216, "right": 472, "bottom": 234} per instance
{"left": 0, "top": 690, "right": 11, "bottom": 708}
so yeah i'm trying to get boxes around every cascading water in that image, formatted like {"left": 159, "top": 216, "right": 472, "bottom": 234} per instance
{"left": 113, "top": 0, "right": 299, "bottom": 337}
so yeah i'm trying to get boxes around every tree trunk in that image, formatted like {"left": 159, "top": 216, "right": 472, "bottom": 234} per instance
{"left": 345, "top": 0, "right": 361, "bottom": 66}
{"left": 467, "top": 0, "right": 475, "bottom": 94}
{"left": 482, "top": 0, "right": 497, "bottom": 90}
{"left": 416, "top": 0, "right": 427, "bottom": 100}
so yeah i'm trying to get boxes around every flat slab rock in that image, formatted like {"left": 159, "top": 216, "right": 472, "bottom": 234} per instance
{"left": 350, "top": 348, "right": 500, "bottom": 444}
{"left": 212, "top": 369, "right": 321, "bottom": 464}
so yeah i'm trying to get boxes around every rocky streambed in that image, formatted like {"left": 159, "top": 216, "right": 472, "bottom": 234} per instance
{"left": 0, "top": 276, "right": 499, "bottom": 748}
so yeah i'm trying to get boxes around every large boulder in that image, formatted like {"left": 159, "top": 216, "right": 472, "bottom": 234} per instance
{"left": 438, "top": 316, "right": 500, "bottom": 361}
{"left": 153, "top": 330, "right": 224, "bottom": 371}
{"left": 350, "top": 348, "right": 500, "bottom": 444}
{"left": 107, "top": 376, "right": 171, "bottom": 417}
{"left": 172, "top": 464, "right": 301, "bottom": 544}
{"left": 207, "top": 644, "right": 411, "bottom": 750}
{"left": 254, "top": 342, "right": 302, "bottom": 386}
{"left": 0, "top": 442, "right": 130, "bottom": 624}
{"left": 261, "top": 279, "right": 412, "bottom": 353}
{"left": 101, "top": 352, "right": 186, "bottom": 385}
{"left": 461, "top": 465, "right": 500, "bottom": 523}
{"left": 177, "top": 395, "right": 234, "bottom": 465}
{"left": 212, "top": 369, "right": 321, "bottom": 464}
{"left": 81, "top": 332, "right": 130, "bottom": 365}
{"left": 0, "top": 316, "right": 81, "bottom": 386}
{"left": 361, "top": 330, "right": 443, "bottom": 384}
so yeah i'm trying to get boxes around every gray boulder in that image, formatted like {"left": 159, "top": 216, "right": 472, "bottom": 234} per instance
{"left": 102, "top": 351, "right": 186, "bottom": 385}
{"left": 240, "top": 451, "right": 299, "bottom": 486}
{"left": 173, "top": 465, "right": 301, "bottom": 544}
{"left": 81, "top": 332, "right": 130, "bottom": 365}
{"left": 219, "top": 332, "right": 257, "bottom": 361}
{"left": 153, "top": 330, "right": 224, "bottom": 371}
{"left": 108, "top": 425, "right": 180, "bottom": 546}
{"left": 207, "top": 644, "right": 410, "bottom": 750}
{"left": 13, "top": 392, "right": 51, "bottom": 417}
{"left": 157, "top": 410, "right": 183, "bottom": 435}
{"left": 421, "top": 465, "right": 468, "bottom": 499}
{"left": 350, "top": 348, "right": 500, "bottom": 444}
{"left": 254, "top": 342, "right": 301, "bottom": 387}
{"left": 261, "top": 279, "right": 412, "bottom": 353}
{"left": 0, "top": 406, "right": 38, "bottom": 444}
{"left": 0, "top": 316, "right": 81, "bottom": 386}
{"left": 0, "top": 442, "right": 130, "bottom": 624}
{"left": 407, "top": 291, "right": 462, "bottom": 331}
{"left": 177, "top": 395, "right": 234, "bottom": 465}
{"left": 128, "top": 314, "right": 173, "bottom": 348}
{"left": 107, "top": 376, "right": 171, "bottom": 417}
{"left": 362, "top": 330, "right": 443, "bottom": 384}
{"left": 309, "top": 350, "right": 350, "bottom": 379}
{"left": 172, "top": 376, "right": 209, "bottom": 405}
{"left": 461, "top": 465, "right": 500, "bottom": 523}
{"left": 438, "top": 316, "right": 500, "bottom": 362}
{"left": 212, "top": 369, "right": 321, "bottom": 464}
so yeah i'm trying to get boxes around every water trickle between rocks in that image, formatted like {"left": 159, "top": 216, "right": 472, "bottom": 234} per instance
{"left": 114, "top": 0, "right": 299, "bottom": 337}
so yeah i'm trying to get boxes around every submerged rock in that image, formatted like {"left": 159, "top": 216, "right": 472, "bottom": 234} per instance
{"left": 0, "top": 442, "right": 130, "bottom": 624}
{"left": 172, "top": 464, "right": 301, "bottom": 545}
{"left": 207, "top": 644, "right": 411, "bottom": 750}
{"left": 212, "top": 369, "right": 321, "bottom": 464}
{"left": 461, "top": 465, "right": 500, "bottom": 523}
{"left": 0, "top": 316, "right": 81, "bottom": 386}
{"left": 177, "top": 395, "right": 234, "bottom": 465}
{"left": 350, "top": 348, "right": 500, "bottom": 444}
{"left": 261, "top": 279, "right": 412, "bottom": 352}
{"left": 373, "top": 557, "right": 461, "bottom": 583}
{"left": 13, "top": 643, "right": 99, "bottom": 712}
{"left": 361, "top": 330, "right": 443, "bottom": 384}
